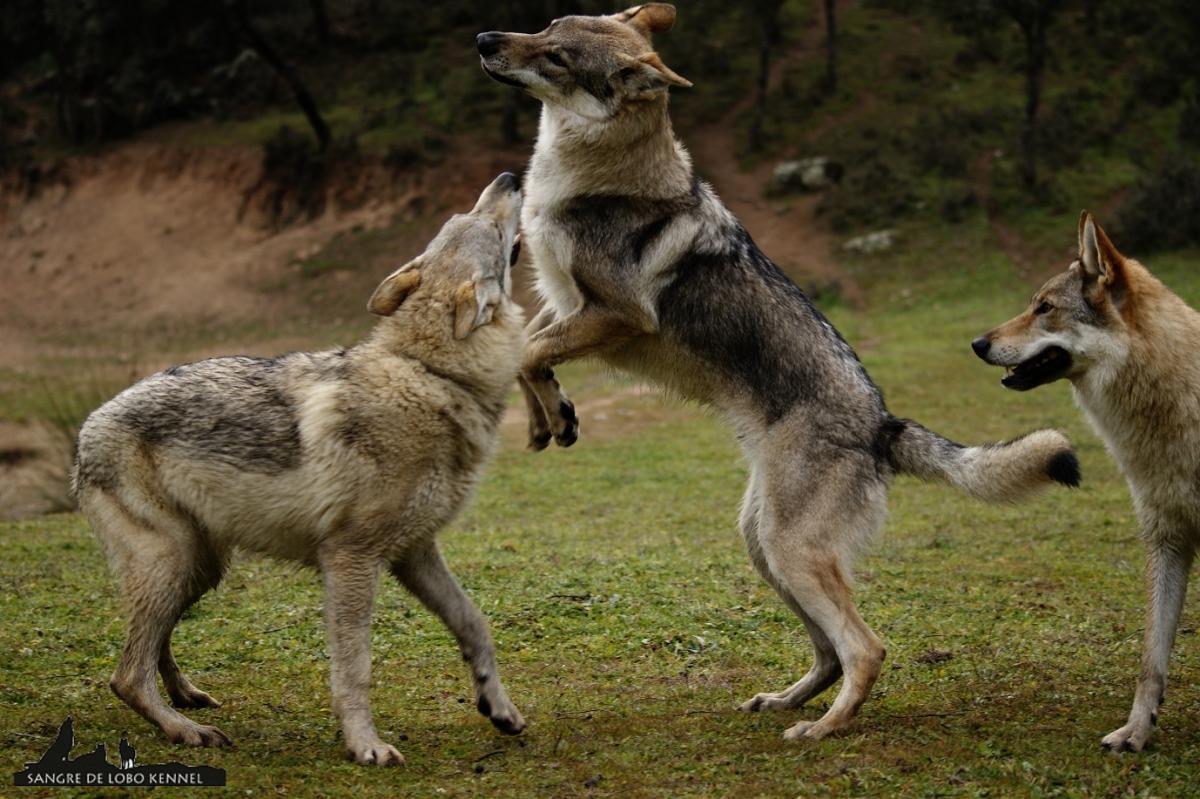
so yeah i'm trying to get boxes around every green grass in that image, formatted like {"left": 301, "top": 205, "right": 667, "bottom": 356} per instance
{"left": 2, "top": 219, "right": 1199, "bottom": 797}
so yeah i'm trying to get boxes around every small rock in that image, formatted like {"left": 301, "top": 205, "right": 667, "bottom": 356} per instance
{"left": 584, "top": 775, "right": 602, "bottom": 788}
{"left": 769, "top": 158, "right": 844, "bottom": 194}
{"left": 843, "top": 230, "right": 897, "bottom": 254}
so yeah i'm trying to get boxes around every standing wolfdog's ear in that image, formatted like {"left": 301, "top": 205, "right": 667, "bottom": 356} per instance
{"left": 368, "top": 261, "right": 422, "bottom": 316}
{"left": 1078, "top": 211, "right": 1125, "bottom": 288}
{"left": 612, "top": 3, "right": 677, "bottom": 37}
{"left": 453, "top": 279, "right": 502, "bottom": 339}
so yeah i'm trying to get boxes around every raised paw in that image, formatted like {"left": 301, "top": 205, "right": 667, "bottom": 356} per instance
{"left": 346, "top": 740, "right": 405, "bottom": 767}
{"left": 1101, "top": 722, "right": 1153, "bottom": 753}
{"left": 528, "top": 427, "right": 553, "bottom": 451}
{"left": 552, "top": 400, "right": 578, "bottom": 447}
{"left": 168, "top": 722, "right": 231, "bottom": 748}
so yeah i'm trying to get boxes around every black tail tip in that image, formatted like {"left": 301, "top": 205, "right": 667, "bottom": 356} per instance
{"left": 1047, "top": 450, "right": 1081, "bottom": 488}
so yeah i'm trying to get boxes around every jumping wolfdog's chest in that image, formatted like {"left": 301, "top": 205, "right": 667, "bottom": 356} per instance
{"left": 523, "top": 202, "right": 585, "bottom": 317}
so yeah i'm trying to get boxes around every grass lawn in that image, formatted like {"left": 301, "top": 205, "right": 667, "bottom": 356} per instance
{"left": 2, "top": 218, "right": 1198, "bottom": 797}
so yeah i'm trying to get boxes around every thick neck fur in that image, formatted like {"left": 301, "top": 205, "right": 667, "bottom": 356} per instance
{"left": 353, "top": 294, "right": 524, "bottom": 402}
{"left": 528, "top": 94, "right": 693, "bottom": 204}
{"left": 1071, "top": 261, "right": 1200, "bottom": 460}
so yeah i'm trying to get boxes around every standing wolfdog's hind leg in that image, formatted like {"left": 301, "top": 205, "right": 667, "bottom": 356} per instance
{"left": 391, "top": 540, "right": 525, "bottom": 735}
{"left": 158, "top": 546, "right": 227, "bottom": 710}
{"left": 318, "top": 550, "right": 402, "bottom": 766}
{"left": 736, "top": 477, "right": 843, "bottom": 713}
{"left": 93, "top": 493, "right": 232, "bottom": 747}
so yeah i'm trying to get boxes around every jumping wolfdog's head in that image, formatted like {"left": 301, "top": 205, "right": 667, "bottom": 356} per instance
{"left": 368, "top": 172, "right": 522, "bottom": 339}
{"left": 972, "top": 211, "right": 1138, "bottom": 391}
{"left": 476, "top": 3, "right": 690, "bottom": 120}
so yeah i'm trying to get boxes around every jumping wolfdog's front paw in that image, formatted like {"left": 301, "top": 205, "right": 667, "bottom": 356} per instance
{"left": 1101, "top": 722, "right": 1153, "bottom": 753}
{"left": 346, "top": 740, "right": 405, "bottom": 766}
{"left": 552, "top": 399, "right": 578, "bottom": 447}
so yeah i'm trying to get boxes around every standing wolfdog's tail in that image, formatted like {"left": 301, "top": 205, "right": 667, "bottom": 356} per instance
{"left": 884, "top": 416, "right": 1079, "bottom": 502}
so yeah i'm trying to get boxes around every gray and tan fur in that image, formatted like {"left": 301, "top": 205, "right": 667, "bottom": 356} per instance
{"left": 975, "top": 212, "right": 1199, "bottom": 752}
{"left": 73, "top": 173, "right": 527, "bottom": 765}
{"left": 478, "top": 4, "right": 1080, "bottom": 741}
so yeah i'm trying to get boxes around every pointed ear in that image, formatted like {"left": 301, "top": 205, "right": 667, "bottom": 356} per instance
{"left": 367, "top": 262, "right": 421, "bottom": 316}
{"left": 1078, "top": 211, "right": 1125, "bottom": 287}
{"left": 453, "top": 279, "right": 502, "bottom": 340}
{"left": 615, "top": 52, "right": 691, "bottom": 99}
{"left": 613, "top": 3, "right": 677, "bottom": 37}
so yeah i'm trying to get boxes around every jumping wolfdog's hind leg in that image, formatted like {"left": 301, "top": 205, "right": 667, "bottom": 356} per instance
{"left": 1102, "top": 537, "right": 1195, "bottom": 753}
{"left": 391, "top": 541, "right": 525, "bottom": 735}
{"left": 318, "top": 550, "right": 402, "bottom": 766}
{"left": 756, "top": 473, "right": 888, "bottom": 741}
{"left": 98, "top": 498, "right": 231, "bottom": 747}
{"left": 736, "top": 479, "right": 843, "bottom": 712}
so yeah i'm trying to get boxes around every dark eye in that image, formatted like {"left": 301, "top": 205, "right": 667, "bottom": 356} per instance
{"left": 1034, "top": 301, "right": 1053, "bottom": 315}
{"left": 545, "top": 51, "right": 567, "bottom": 67}
{"left": 509, "top": 238, "right": 521, "bottom": 266}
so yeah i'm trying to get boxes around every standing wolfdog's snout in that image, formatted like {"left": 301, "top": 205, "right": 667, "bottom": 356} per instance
{"left": 73, "top": 174, "right": 527, "bottom": 765}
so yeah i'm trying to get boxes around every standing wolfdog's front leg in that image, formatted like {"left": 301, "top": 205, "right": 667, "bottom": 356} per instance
{"left": 1102, "top": 536, "right": 1195, "bottom": 752}
{"left": 521, "top": 302, "right": 651, "bottom": 449}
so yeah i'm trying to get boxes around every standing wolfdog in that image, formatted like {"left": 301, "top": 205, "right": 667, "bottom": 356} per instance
{"left": 479, "top": 4, "right": 1080, "bottom": 740}
{"left": 74, "top": 173, "right": 527, "bottom": 765}
{"left": 974, "top": 212, "right": 1199, "bottom": 752}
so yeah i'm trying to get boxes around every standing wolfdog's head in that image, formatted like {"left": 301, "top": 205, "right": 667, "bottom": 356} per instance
{"left": 476, "top": 4, "right": 690, "bottom": 120}
{"left": 368, "top": 172, "right": 522, "bottom": 340}
{"left": 971, "top": 211, "right": 1141, "bottom": 390}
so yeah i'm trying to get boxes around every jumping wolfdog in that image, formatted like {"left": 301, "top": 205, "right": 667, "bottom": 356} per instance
{"left": 74, "top": 173, "right": 527, "bottom": 765}
{"left": 974, "top": 211, "right": 1198, "bottom": 752}
{"left": 479, "top": 4, "right": 1080, "bottom": 740}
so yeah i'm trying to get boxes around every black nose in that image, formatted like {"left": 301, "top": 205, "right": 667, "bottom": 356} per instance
{"left": 971, "top": 336, "right": 991, "bottom": 358}
{"left": 496, "top": 171, "right": 521, "bottom": 192}
{"left": 477, "top": 31, "right": 505, "bottom": 57}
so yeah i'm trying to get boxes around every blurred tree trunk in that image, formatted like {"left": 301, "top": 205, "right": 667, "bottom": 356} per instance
{"left": 1001, "top": 0, "right": 1062, "bottom": 188}
{"left": 1084, "top": 0, "right": 1098, "bottom": 36}
{"left": 310, "top": 0, "right": 331, "bottom": 47}
{"left": 229, "top": 0, "right": 331, "bottom": 152}
{"left": 823, "top": 0, "right": 837, "bottom": 94}
{"left": 750, "top": 0, "right": 784, "bottom": 151}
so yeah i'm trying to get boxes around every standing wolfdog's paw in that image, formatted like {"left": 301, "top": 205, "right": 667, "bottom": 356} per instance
{"left": 167, "top": 722, "right": 232, "bottom": 748}
{"left": 477, "top": 690, "right": 526, "bottom": 735}
{"left": 1101, "top": 721, "right": 1153, "bottom": 753}
{"left": 346, "top": 740, "right": 405, "bottom": 766}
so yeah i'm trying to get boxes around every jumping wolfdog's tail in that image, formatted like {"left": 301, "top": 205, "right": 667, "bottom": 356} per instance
{"left": 884, "top": 416, "right": 1079, "bottom": 502}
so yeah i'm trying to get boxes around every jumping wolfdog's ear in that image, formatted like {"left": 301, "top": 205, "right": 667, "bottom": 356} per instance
{"left": 368, "top": 262, "right": 422, "bottom": 316}
{"left": 616, "top": 52, "right": 692, "bottom": 97}
{"left": 613, "top": 3, "right": 677, "bottom": 37}
{"left": 453, "top": 279, "right": 502, "bottom": 339}
{"left": 1078, "top": 211, "right": 1125, "bottom": 287}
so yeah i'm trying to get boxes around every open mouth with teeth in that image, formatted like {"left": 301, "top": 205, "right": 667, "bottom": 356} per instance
{"left": 1001, "top": 346, "right": 1072, "bottom": 391}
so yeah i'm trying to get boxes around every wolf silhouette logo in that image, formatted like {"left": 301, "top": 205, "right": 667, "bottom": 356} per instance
{"left": 12, "top": 719, "right": 225, "bottom": 787}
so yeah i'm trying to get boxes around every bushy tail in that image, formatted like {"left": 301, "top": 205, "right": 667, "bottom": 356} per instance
{"left": 885, "top": 416, "right": 1079, "bottom": 502}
